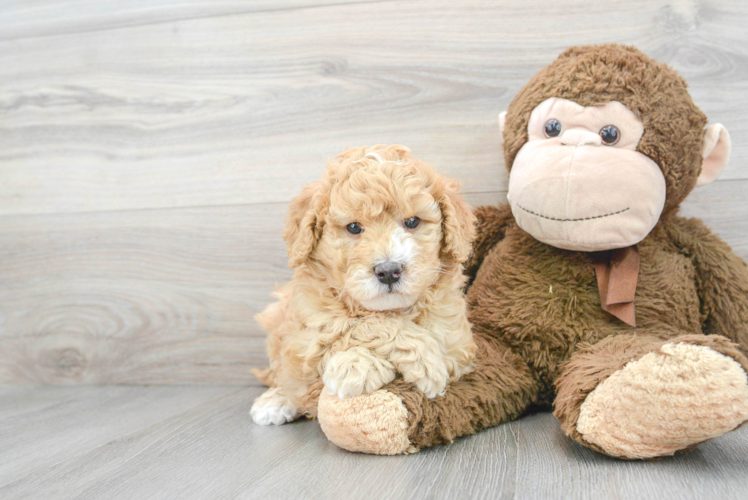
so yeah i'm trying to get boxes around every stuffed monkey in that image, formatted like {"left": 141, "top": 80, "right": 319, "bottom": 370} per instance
{"left": 315, "top": 44, "right": 748, "bottom": 459}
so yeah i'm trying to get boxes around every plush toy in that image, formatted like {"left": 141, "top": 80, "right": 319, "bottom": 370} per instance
{"left": 314, "top": 44, "right": 748, "bottom": 459}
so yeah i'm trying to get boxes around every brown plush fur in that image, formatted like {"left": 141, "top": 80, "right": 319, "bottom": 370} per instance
{"left": 386, "top": 207, "right": 748, "bottom": 451}
{"left": 386, "top": 330, "right": 539, "bottom": 449}
{"left": 317, "top": 44, "right": 748, "bottom": 458}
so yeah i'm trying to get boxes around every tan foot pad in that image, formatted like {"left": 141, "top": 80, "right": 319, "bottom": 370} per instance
{"left": 577, "top": 342, "right": 748, "bottom": 459}
{"left": 317, "top": 389, "right": 415, "bottom": 455}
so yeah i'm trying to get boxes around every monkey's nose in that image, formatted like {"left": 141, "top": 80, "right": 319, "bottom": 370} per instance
{"left": 374, "top": 261, "right": 403, "bottom": 285}
{"left": 560, "top": 129, "right": 601, "bottom": 147}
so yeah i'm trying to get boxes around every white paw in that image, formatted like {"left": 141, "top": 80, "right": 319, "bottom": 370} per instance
{"left": 323, "top": 348, "right": 396, "bottom": 399}
{"left": 250, "top": 387, "right": 300, "bottom": 425}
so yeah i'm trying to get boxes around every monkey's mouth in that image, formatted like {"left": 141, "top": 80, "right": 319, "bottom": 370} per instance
{"left": 517, "top": 204, "right": 630, "bottom": 222}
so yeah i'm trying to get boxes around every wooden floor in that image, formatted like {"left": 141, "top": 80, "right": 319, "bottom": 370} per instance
{"left": 1, "top": 385, "right": 746, "bottom": 500}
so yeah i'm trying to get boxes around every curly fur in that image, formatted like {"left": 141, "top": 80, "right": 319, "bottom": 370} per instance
{"left": 251, "top": 145, "right": 477, "bottom": 424}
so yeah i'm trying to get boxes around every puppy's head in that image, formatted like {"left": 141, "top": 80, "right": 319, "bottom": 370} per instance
{"left": 284, "top": 144, "right": 476, "bottom": 312}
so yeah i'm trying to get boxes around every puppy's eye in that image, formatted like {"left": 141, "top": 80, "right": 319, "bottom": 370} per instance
{"left": 403, "top": 217, "right": 420, "bottom": 229}
{"left": 544, "top": 118, "right": 562, "bottom": 138}
{"left": 345, "top": 222, "right": 363, "bottom": 235}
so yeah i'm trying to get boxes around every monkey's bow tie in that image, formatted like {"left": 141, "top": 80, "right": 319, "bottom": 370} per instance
{"left": 591, "top": 246, "right": 639, "bottom": 327}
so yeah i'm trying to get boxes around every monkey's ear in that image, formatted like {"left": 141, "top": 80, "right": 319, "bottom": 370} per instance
{"left": 498, "top": 111, "right": 507, "bottom": 138}
{"left": 440, "top": 180, "right": 477, "bottom": 264}
{"left": 696, "top": 124, "right": 731, "bottom": 187}
{"left": 283, "top": 180, "right": 324, "bottom": 268}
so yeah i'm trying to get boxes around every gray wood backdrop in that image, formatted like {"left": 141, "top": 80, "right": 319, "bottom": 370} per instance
{"left": 1, "top": 0, "right": 746, "bottom": 385}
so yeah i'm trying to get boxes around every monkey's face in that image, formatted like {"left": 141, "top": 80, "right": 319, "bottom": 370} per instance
{"left": 507, "top": 97, "right": 666, "bottom": 251}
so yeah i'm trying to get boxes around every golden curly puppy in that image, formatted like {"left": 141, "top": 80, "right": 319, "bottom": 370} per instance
{"left": 250, "top": 145, "right": 477, "bottom": 425}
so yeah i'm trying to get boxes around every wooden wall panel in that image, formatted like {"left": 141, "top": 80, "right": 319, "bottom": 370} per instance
{"left": 1, "top": 184, "right": 745, "bottom": 384}
{"left": 2, "top": 0, "right": 747, "bottom": 216}
{"left": 0, "top": 1, "right": 376, "bottom": 41}
{"left": 1, "top": 0, "right": 747, "bottom": 384}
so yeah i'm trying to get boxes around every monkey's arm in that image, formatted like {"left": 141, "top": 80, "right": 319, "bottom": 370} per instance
{"left": 667, "top": 215, "right": 748, "bottom": 353}
{"left": 464, "top": 203, "right": 514, "bottom": 284}
{"left": 317, "top": 329, "right": 538, "bottom": 453}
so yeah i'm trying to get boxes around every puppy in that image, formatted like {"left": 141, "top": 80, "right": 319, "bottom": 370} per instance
{"left": 250, "top": 145, "right": 477, "bottom": 425}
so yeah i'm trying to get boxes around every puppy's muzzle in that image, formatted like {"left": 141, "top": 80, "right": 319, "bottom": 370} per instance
{"left": 374, "top": 261, "right": 403, "bottom": 285}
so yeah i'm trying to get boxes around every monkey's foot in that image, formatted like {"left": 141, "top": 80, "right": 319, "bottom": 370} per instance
{"left": 576, "top": 342, "right": 748, "bottom": 459}
{"left": 317, "top": 389, "right": 416, "bottom": 455}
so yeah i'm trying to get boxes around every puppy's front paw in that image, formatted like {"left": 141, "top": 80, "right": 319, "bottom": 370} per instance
{"left": 323, "top": 348, "right": 396, "bottom": 399}
{"left": 250, "top": 387, "right": 300, "bottom": 425}
{"left": 402, "top": 359, "right": 449, "bottom": 399}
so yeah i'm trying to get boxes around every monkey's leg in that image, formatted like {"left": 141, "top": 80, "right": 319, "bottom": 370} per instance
{"left": 554, "top": 333, "right": 748, "bottom": 459}
{"left": 317, "top": 331, "right": 538, "bottom": 454}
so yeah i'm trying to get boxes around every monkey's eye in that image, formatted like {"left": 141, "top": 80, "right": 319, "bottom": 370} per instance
{"left": 599, "top": 125, "right": 620, "bottom": 146}
{"left": 404, "top": 216, "right": 420, "bottom": 229}
{"left": 544, "top": 119, "right": 562, "bottom": 138}
{"left": 346, "top": 222, "right": 363, "bottom": 235}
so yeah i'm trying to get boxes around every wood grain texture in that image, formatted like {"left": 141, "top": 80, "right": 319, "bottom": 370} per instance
{"left": 1, "top": 386, "right": 746, "bottom": 499}
{"left": 0, "top": 0, "right": 385, "bottom": 41}
{"left": 2, "top": 182, "right": 744, "bottom": 384}
{"left": 514, "top": 410, "right": 748, "bottom": 500}
{"left": 2, "top": 0, "right": 748, "bottom": 216}
{"left": 0, "top": 193, "right": 499, "bottom": 384}
{"left": 0, "top": 203, "right": 288, "bottom": 384}
{"left": 1, "top": 0, "right": 748, "bottom": 384}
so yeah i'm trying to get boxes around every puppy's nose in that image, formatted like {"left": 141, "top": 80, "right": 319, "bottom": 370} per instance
{"left": 374, "top": 261, "right": 403, "bottom": 285}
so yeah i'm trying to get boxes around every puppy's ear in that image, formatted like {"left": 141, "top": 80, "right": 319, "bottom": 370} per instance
{"left": 439, "top": 179, "right": 477, "bottom": 263}
{"left": 283, "top": 180, "right": 324, "bottom": 268}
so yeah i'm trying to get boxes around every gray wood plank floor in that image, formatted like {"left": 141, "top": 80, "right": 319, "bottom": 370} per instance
{"left": 1, "top": 386, "right": 746, "bottom": 500}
